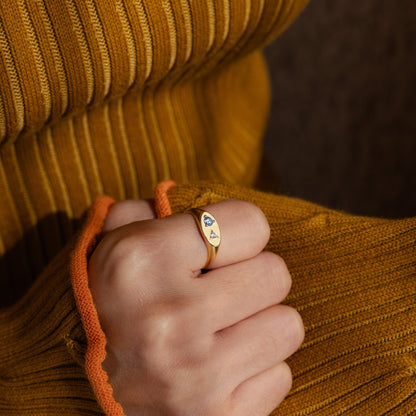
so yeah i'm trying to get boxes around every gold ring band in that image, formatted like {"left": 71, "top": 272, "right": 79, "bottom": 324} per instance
{"left": 186, "top": 208, "right": 221, "bottom": 269}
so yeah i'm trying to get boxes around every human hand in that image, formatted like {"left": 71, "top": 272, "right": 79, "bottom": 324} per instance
{"left": 88, "top": 199, "right": 304, "bottom": 415}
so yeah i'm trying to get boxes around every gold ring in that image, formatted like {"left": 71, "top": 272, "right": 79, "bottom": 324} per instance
{"left": 186, "top": 208, "right": 221, "bottom": 269}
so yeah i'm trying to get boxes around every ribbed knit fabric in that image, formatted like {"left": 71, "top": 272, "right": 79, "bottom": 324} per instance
{"left": 0, "top": 228, "right": 103, "bottom": 415}
{"left": 0, "top": 0, "right": 308, "bottom": 306}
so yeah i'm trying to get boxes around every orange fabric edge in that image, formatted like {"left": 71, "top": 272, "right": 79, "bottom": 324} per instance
{"left": 70, "top": 181, "right": 176, "bottom": 415}
{"left": 70, "top": 195, "right": 125, "bottom": 416}
{"left": 154, "top": 179, "right": 176, "bottom": 218}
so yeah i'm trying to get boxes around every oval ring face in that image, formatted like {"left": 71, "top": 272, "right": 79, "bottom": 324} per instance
{"left": 200, "top": 213, "right": 221, "bottom": 248}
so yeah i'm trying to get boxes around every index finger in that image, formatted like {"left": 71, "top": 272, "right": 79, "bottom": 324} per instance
{"left": 99, "top": 199, "right": 270, "bottom": 278}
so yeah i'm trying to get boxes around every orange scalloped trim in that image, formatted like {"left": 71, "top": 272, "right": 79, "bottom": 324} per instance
{"left": 70, "top": 195, "right": 125, "bottom": 416}
{"left": 70, "top": 181, "right": 176, "bottom": 415}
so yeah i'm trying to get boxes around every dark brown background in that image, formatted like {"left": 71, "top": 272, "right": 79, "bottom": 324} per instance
{"left": 262, "top": 0, "right": 416, "bottom": 218}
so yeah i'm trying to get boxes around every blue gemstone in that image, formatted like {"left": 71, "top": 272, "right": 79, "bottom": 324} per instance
{"left": 204, "top": 216, "right": 214, "bottom": 226}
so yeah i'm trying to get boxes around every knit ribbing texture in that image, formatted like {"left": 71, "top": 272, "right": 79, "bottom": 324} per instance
{"left": 0, "top": 0, "right": 309, "bottom": 306}
{"left": 0, "top": 231, "right": 104, "bottom": 415}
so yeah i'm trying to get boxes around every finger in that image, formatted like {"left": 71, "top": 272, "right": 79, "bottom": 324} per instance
{"left": 103, "top": 199, "right": 270, "bottom": 276}
{"left": 102, "top": 199, "right": 155, "bottom": 234}
{"left": 195, "top": 251, "right": 292, "bottom": 332}
{"left": 198, "top": 200, "right": 270, "bottom": 269}
{"left": 228, "top": 362, "right": 292, "bottom": 416}
{"left": 214, "top": 305, "right": 304, "bottom": 385}
{"left": 170, "top": 199, "right": 270, "bottom": 272}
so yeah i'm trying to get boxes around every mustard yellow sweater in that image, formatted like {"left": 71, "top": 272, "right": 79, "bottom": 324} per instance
{"left": 1, "top": 1, "right": 415, "bottom": 415}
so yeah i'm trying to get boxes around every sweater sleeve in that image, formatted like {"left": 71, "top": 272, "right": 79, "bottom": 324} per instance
{"left": 2, "top": 181, "right": 415, "bottom": 415}
{"left": 0, "top": 197, "right": 115, "bottom": 415}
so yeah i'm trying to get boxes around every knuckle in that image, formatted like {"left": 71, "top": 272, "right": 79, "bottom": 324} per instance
{"left": 109, "top": 229, "right": 160, "bottom": 272}
{"left": 240, "top": 201, "right": 270, "bottom": 242}
{"left": 97, "top": 227, "right": 167, "bottom": 296}
{"left": 103, "top": 199, "right": 153, "bottom": 233}
{"left": 140, "top": 300, "right": 203, "bottom": 363}
{"left": 102, "top": 200, "right": 132, "bottom": 232}
{"left": 260, "top": 252, "right": 292, "bottom": 297}
{"left": 141, "top": 306, "right": 181, "bottom": 351}
{"left": 89, "top": 229, "right": 170, "bottom": 327}
{"left": 220, "top": 200, "right": 270, "bottom": 244}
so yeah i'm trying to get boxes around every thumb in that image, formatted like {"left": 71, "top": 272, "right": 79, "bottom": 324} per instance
{"left": 102, "top": 199, "right": 156, "bottom": 234}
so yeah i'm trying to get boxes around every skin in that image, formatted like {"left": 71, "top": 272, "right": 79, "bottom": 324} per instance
{"left": 89, "top": 199, "right": 305, "bottom": 415}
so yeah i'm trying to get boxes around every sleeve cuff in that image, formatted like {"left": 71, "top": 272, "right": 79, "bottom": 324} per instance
{"left": 70, "top": 195, "right": 125, "bottom": 416}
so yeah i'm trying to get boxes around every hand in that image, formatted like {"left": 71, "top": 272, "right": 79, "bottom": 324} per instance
{"left": 88, "top": 199, "right": 304, "bottom": 415}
